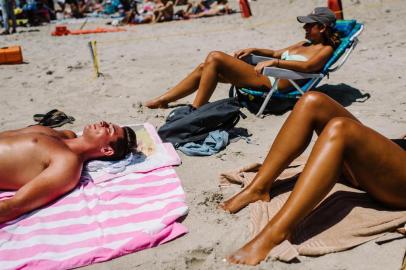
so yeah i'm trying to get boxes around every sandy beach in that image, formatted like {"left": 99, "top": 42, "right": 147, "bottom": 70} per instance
{"left": 1, "top": 0, "right": 405, "bottom": 269}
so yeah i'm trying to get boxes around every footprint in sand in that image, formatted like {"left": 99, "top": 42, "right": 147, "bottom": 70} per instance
{"left": 198, "top": 191, "right": 224, "bottom": 207}
{"left": 67, "top": 61, "right": 85, "bottom": 71}
{"left": 132, "top": 102, "right": 144, "bottom": 113}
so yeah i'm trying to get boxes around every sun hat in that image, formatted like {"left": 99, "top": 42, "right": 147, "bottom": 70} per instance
{"left": 297, "top": 7, "right": 336, "bottom": 27}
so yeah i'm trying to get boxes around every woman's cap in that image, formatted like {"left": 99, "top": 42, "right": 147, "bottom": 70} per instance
{"left": 297, "top": 7, "right": 336, "bottom": 27}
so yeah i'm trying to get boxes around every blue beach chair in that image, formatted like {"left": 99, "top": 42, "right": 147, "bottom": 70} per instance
{"left": 230, "top": 20, "right": 364, "bottom": 116}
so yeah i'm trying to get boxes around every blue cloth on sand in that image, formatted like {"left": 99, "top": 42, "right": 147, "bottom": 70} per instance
{"left": 178, "top": 130, "right": 229, "bottom": 156}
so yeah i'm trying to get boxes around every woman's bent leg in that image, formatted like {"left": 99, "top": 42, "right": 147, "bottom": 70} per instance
{"left": 221, "top": 92, "right": 359, "bottom": 213}
{"left": 227, "top": 118, "right": 406, "bottom": 265}
{"left": 144, "top": 63, "right": 205, "bottom": 108}
{"left": 192, "top": 51, "right": 271, "bottom": 107}
{"left": 146, "top": 50, "right": 272, "bottom": 109}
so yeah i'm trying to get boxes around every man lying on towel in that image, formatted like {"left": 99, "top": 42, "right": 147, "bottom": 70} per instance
{"left": 0, "top": 121, "right": 136, "bottom": 223}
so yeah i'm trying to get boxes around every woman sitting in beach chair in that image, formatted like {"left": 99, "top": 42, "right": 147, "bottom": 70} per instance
{"left": 220, "top": 91, "right": 406, "bottom": 265}
{"left": 145, "top": 7, "right": 340, "bottom": 109}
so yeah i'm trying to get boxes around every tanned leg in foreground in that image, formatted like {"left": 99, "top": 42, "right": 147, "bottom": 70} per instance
{"left": 144, "top": 51, "right": 271, "bottom": 108}
{"left": 221, "top": 91, "right": 359, "bottom": 213}
{"left": 221, "top": 92, "right": 406, "bottom": 265}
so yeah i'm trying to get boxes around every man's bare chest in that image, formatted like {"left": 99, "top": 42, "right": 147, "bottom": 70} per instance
{"left": 0, "top": 135, "right": 61, "bottom": 189}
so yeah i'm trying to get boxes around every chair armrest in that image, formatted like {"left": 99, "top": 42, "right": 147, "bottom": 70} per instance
{"left": 262, "top": 67, "right": 323, "bottom": 80}
{"left": 241, "top": 54, "right": 275, "bottom": 65}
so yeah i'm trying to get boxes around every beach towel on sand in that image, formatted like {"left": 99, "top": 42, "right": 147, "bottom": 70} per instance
{"left": 219, "top": 157, "right": 406, "bottom": 262}
{"left": 0, "top": 124, "right": 188, "bottom": 270}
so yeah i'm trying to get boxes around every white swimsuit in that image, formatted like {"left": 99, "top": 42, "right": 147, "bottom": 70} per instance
{"left": 268, "top": 50, "right": 308, "bottom": 88}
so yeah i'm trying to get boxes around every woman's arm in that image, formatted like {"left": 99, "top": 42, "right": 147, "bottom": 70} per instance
{"left": 255, "top": 45, "right": 333, "bottom": 74}
{"left": 257, "top": 41, "right": 306, "bottom": 59}
{"left": 278, "top": 45, "right": 333, "bottom": 72}
{"left": 234, "top": 48, "right": 276, "bottom": 59}
{"left": 234, "top": 42, "right": 306, "bottom": 59}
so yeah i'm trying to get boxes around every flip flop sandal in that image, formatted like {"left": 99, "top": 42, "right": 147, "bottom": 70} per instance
{"left": 38, "top": 110, "right": 75, "bottom": 128}
{"left": 33, "top": 109, "right": 59, "bottom": 122}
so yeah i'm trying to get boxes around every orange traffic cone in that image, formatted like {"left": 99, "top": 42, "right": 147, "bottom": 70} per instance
{"left": 328, "top": 0, "right": 344, "bottom": 20}
{"left": 239, "top": 0, "right": 252, "bottom": 18}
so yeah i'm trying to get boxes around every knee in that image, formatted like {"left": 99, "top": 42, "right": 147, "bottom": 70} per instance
{"left": 296, "top": 91, "right": 330, "bottom": 113}
{"left": 195, "top": 62, "right": 205, "bottom": 74}
{"left": 205, "top": 51, "right": 226, "bottom": 66}
{"left": 323, "top": 117, "right": 357, "bottom": 142}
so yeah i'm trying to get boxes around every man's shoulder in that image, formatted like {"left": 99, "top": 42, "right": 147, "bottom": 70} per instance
{"left": 44, "top": 148, "right": 83, "bottom": 183}
{"left": 0, "top": 125, "right": 75, "bottom": 140}
{"left": 26, "top": 126, "right": 64, "bottom": 136}
{"left": 38, "top": 137, "right": 81, "bottom": 165}
{"left": 50, "top": 148, "right": 83, "bottom": 174}
{"left": 52, "top": 146, "right": 81, "bottom": 162}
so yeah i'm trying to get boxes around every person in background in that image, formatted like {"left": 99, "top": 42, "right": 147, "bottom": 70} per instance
{"left": 1, "top": 0, "right": 17, "bottom": 34}
{"left": 145, "top": 7, "right": 340, "bottom": 109}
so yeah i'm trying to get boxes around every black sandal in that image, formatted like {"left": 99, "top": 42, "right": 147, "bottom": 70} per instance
{"left": 34, "top": 109, "right": 75, "bottom": 128}
{"left": 33, "top": 109, "right": 59, "bottom": 123}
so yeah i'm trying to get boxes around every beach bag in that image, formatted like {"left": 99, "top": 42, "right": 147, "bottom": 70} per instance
{"left": 158, "top": 98, "right": 244, "bottom": 146}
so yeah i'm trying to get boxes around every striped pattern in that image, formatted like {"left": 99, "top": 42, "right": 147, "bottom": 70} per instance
{"left": 0, "top": 167, "right": 188, "bottom": 270}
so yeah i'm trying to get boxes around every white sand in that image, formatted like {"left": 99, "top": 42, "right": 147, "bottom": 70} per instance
{"left": 1, "top": 0, "right": 405, "bottom": 269}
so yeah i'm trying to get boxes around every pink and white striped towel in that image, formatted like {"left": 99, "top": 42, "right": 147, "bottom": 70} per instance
{"left": 0, "top": 124, "right": 188, "bottom": 270}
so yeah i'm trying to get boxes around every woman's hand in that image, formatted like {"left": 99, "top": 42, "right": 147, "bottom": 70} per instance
{"left": 234, "top": 48, "right": 256, "bottom": 59}
{"left": 254, "top": 59, "right": 277, "bottom": 75}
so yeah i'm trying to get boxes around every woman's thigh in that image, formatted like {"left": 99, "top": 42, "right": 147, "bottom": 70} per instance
{"left": 208, "top": 51, "right": 272, "bottom": 90}
{"left": 342, "top": 120, "right": 406, "bottom": 208}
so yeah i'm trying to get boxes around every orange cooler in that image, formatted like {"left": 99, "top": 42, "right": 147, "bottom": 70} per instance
{"left": 0, "top": 46, "right": 23, "bottom": 64}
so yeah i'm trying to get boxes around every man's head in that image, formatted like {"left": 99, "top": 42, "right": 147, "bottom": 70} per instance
{"left": 82, "top": 121, "right": 137, "bottom": 161}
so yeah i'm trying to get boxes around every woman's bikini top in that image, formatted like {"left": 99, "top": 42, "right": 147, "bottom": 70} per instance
{"left": 281, "top": 51, "right": 308, "bottom": 62}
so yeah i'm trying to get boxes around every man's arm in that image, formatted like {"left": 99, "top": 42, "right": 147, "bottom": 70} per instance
{"left": 0, "top": 154, "right": 82, "bottom": 224}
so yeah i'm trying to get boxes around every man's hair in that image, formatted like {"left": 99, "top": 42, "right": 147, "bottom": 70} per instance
{"left": 104, "top": 126, "right": 137, "bottom": 161}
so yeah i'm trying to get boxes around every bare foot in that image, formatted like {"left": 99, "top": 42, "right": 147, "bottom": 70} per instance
{"left": 227, "top": 227, "right": 288, "bottom": 265}
{"left": 227, "top": 241, "right": 271, "bottom": 265}
{"left": 144, "top": 98, "right": 168, "bottom": 109}
{"left": 220, "top": 187, "right": 270, "bottom": 214}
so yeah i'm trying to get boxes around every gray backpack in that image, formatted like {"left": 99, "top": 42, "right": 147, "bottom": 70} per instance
{"left": 158, "top": 98, "right": 245, "bottom": 146}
